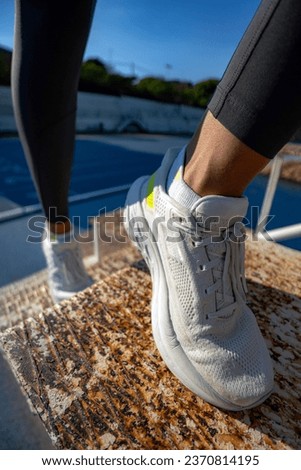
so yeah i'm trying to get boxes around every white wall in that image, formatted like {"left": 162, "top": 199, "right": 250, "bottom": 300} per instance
{"left": 0, "top": 86, "right": 204, "bottom": 135}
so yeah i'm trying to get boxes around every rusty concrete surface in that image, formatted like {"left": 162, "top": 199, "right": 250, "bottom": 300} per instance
{"left": 0, "top": 237, "right": 300, "bottom": 450}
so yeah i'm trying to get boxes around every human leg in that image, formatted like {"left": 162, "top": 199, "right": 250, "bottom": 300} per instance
{"left": 186, "top": 0, "right": 301, "bottom": 198}
{"left": 185, "top": 112, "right": 270, "bottom": 197}
{"left": 125, "top": 0, "right": 301, "bottom": 409}
{"left": 12, "top": 0, "right": 96, "bottom": 302}
{"left": 12, "top": 0, "right": 96, "bottom": 229}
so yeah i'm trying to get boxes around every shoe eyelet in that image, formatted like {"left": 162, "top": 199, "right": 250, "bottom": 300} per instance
{"left": 171, "top": 213, "right": 183, "bottom": 223}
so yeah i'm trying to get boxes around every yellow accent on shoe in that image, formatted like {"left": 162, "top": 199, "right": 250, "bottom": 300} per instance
{"left": 175, "top": 169, "right": 181, "bottom": 181}
{"left": 146, "top": 173, "right": 156, "bottom": 209}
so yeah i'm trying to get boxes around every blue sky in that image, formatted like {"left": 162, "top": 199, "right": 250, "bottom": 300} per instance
{"left": 0, "top": 0, "right": 261, "bottom": 83}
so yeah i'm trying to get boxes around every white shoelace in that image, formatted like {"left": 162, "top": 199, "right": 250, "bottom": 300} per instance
{"left": 173, "top": 216, "right": 248, "bottom": 320}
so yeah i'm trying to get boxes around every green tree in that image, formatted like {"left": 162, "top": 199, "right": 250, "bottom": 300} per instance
{"left": 79, "top": 58, "right": 135, "bottom": 95}
{"left": 135, "top": 77, "right": 178, "bottom": 103}
{"left": 134, "top": 77, "right": 219, "bottom": 107}
{"left": 0, "top": 47, "right": 219, "bottom": 108}
{"left": 193, "top": 79, "right": 219, "bottom": 108}
{"left": 79, "top": 59, "right": 109, "bottom": 92}
{"left": 105, "top": 73, "right": 135, "bottom": 95}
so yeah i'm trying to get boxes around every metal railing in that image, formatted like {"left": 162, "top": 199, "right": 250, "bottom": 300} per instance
{"left": 2, "top": 156, "right": 300, "bottom": 260}
{"left": 255, "top": 153, "right": 301, "bottom": 241}
{"left": 0, "top": 184, "right": 131, "bottom": 224}
{"left": 0, "top": 183, "right": 131, "bottom": 265}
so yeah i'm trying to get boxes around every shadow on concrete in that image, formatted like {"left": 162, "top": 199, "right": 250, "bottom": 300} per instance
{"left": 0, "top": 352, "right": 54, "bottom": 449}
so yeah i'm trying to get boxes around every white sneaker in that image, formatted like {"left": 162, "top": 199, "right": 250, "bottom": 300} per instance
{"left": 124, "top": 147, "right": 274, "bottom": 410}
{"left": 42, "top": 228, "right": 93, "bottom": 303}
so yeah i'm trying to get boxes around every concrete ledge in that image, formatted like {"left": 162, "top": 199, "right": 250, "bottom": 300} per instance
{"left": 1, "top": 239, "right": 301, "bottom": 450}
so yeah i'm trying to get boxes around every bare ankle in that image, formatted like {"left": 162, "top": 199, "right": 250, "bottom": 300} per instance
{"left": 184, "top": 111, "right": 270, "bottom": 197}
{"left": 48, "top": 220, "right": 71, "bottom": 235}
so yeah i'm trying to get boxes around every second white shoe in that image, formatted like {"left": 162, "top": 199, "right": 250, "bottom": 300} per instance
{"left": 124, "top": 147, "right": 274, "bottom": 411}
{"left": 42, "top": 228, "right": 93, "bottom": 303}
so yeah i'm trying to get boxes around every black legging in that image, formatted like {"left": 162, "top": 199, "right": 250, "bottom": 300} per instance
{"left": 11, "top": 0, "right": 301, "bottom": 222}
{"left": 12, "top": 0, "right": 96, "bottom": 223}
{"left": 208, "top": 0, "right": 301, "bottom": 158}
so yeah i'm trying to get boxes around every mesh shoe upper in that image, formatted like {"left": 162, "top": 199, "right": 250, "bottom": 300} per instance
{"left": 42, "top": 230, "right": 93, "bottom": 302}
